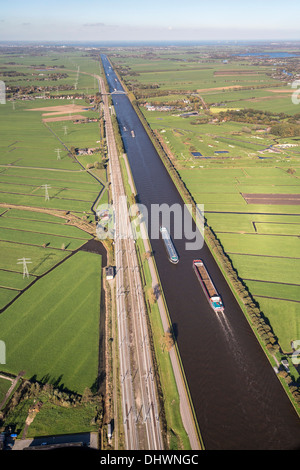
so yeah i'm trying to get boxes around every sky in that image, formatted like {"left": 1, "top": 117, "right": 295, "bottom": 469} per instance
{"left": 0, "top": 0, "right": 299, "bottom": 42}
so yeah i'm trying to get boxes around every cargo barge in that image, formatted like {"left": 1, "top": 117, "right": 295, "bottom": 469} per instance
{"left": 193, "top": 259, "right": 224, "bottom": 313}
{"left": 160, "top": 227, "right": 179, "bottom": 264}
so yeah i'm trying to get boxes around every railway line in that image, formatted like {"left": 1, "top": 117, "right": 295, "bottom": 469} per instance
{"left": 99, "top": 75, "right": 163, "bottom": 450}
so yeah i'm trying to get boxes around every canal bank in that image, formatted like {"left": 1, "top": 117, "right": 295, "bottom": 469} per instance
{"left": 101, "top": 54, "right": 300, "bottom": 450}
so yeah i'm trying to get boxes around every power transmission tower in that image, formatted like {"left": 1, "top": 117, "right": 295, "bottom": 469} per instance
{"left": 41, "top": 184, "right": 51, "bottom": 201}
{"left": 17, "top": 257, "right": 32, "bottom": 279}
{"left": 55, "top": 148, "right": 61, "bottom": 160}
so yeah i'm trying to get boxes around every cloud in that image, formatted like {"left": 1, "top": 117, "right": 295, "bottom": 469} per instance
{"left": 83, "top": 23, "right": 107, "bottom": 28}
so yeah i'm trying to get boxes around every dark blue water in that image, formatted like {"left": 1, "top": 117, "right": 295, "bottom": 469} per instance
{"left": 101, "top": 54, "right": 300, "bottom": 450}
{"left": 234, "top": 52, "right": 299, "bottom": 58}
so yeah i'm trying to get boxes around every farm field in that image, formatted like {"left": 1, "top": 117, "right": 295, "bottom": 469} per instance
{"left": 0, "top": 98, "right": 106, "bottom": 213}
{"left": 0, "top": 46, "right": 107, "bottom": 433}
{"left": 0, "top": 250, "right": 102, "bottom": 394}
{"left": 0, "top": 51, "right": 100, "bottom": 98}
{"left": 179, "top": 166, "right": 300, "bottom": 350}
{"left": 0, "top": 207, "right": 93, "bottom": 311}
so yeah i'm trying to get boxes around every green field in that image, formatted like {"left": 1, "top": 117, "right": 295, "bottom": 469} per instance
{"left": 0, "top": 49, "right": 107, "bottom": 401}
{"left": 0, "top": 204, "right": 96, "bottom": 311}
{"left": 0, "top": 251, "right": 102, "bottom": 394}
{"left": 179, "top": 166, "right": 300, "bottom": 349}
{"left": 0, "top": 96, "right": 105, "bottom": 213}
{"left": 0, "top": 377, "right": 12, "bottom": 405}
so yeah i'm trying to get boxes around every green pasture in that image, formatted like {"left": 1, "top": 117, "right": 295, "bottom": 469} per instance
{"left": 0, "top": 208, "right": 94, "bottom": 312}
{"left": 0, "top": 288, "right": 20, "bottom": 310}
{"left": 0, "top": 166, "right": 102, "bottom": 213}
{"left": 0, "top": 251, "right": 102, "bottom": 394}
{"left": 0, "top": 377, "right": 12, "bottom": 405}
{"left": 0, "top": 212, "right": 90, "bottom": 238}
{"left": 141, "top": 109, "right": 298, "bottom": 167}
{"left": 46, "top": 118, "right": 101, "bottom": 150}
{"left": 0, "top": 180, "right": 99, "bottom": 203}
{"left": 179, "top": 167, "right": 300, "bottom": 215}
{"left": 205, "top": 212, "right": 300, "bottom": 233}
{"left": 125, "top": 61, "right": 278, "bottom": 92}
{"left": 211, "top": 93, "right": 300, "bottom": 116}
{"left": 0, "top": 240, "right": 68, "bottom": 275}
{"left": 0, "top": 190, "right": 95, "bottom": 213}
{"left": 3, "top": 208, "right": 65, "bottom": 223}
{"left": 245, "top": 279, "right": 300, "bottom": 302}
{"left": 0, "top": 226, "right": 88, "bottom": 251}
{"left": 0, "top": 269, "right": 34, "bottom": 290}
{"left": 219, "top": 232, "right": 299, "bottom": 259}
{"left": 0, "top": 166, "right": 99, "bottom": 186}
{"left": 0, "top": 50, "right": 99, "bottom": 97}
{"left": 228, "top": 253, "right": 300, "bottom": 285}
{"left": 26, "top": 401, "right": 99, "bottom": 436}
{"left": 254, "top": 297, "right": 300, "bottom": 353}
{"left": 4, "top": 396, "right": 98, "bottom": 436}
{"left": 0, "top": 209, "right": 92, "bottom": 252}
{"left": 0, "top": 100, "right": 75, "bottom": 170}
{"left": 0, "top": 97, "right": 101, "bottom": 171}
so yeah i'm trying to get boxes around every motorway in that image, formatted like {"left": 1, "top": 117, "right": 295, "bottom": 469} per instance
{"left": 99, "top": 76, "right": 163, "bottom": 450}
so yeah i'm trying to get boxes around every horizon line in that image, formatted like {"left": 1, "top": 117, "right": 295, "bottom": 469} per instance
{"left": 1, "top": 38, "right": 300, "bottom": 44}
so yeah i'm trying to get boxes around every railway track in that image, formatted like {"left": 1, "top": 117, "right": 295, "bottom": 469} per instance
{"left": 100, "top": 75, "right": 163, "bottom": 450}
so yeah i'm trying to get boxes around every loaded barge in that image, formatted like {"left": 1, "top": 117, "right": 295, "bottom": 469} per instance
{"left": 193, "top": 259, "right": 224, "bottom": 313}
{"left": 160, "top": 227, "right": 179, "bottom": 264}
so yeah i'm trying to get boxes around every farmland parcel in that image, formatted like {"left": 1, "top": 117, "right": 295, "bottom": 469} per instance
{"left": 0, "top": 48, "right": 108, "bottom": 440}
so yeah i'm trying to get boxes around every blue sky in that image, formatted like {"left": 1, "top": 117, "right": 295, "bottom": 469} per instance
{"left": 0, "top": 0, "right": 299, "bottom": 41}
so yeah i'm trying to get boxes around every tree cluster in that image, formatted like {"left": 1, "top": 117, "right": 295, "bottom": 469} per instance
{"left": 270, "top": 122, "right": 300, "bottom": 137}
{"left": 216, "top": 108, "right": 284, "bottom": 125}
{"left": 0, "top": 379, "right": 104, "bottom": 431}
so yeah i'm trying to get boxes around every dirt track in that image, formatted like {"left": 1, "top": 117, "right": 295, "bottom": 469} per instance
{"left": 242, "top": 193, "right": 300, "bottom": 205}
{"left": 42, "top": 114, "right": 87, "bottom": 122}
{"left": 27, "top": 104, "right": 91, "bottom": 113}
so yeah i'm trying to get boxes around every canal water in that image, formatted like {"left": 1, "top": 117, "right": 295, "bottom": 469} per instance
{"left": 101, "top": 55, "right": 300, "bottom": 450}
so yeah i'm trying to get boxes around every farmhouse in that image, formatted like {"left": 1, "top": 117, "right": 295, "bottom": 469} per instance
{"left": 106, "top": 266, "right": 115, "bottom": 280}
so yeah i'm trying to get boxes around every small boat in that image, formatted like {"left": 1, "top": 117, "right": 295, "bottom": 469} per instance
{"left": 160, "top": 226, "right": 179, "bottom": 264}
{"left": 193, "top": 259, "right": 224, "bottom": 313}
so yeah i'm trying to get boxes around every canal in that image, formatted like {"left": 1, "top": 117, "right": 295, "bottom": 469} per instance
{"left": 101, "top": 55, "right": 300, "bottom": 450}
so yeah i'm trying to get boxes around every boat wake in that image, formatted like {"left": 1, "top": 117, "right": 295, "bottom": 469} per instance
{"left": 216, "top": 310, "right": 236, "bottom": 343}
{"left": 216, "top": 311, "right": 250, "bottom": 371}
